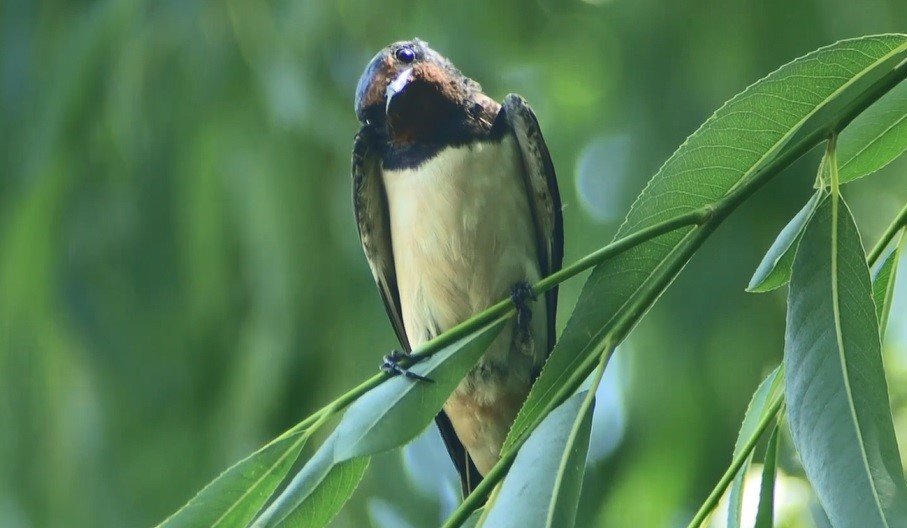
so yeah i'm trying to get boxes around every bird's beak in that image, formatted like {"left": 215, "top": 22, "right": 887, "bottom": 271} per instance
{"left": 386, "top": 67, "right": 414, "bottom": 113}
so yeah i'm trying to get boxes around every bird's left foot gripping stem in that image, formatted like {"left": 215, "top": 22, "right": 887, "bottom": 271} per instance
{"left": 381, "top": 349, "right": 433, "bottom": 382}
{"left": 510, "top": 280, "right": 538, "bottom": 331}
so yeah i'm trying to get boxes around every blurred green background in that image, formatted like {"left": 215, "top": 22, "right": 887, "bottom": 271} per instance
{"left": 2, "top": 1, "right": 907, "bottom": 527}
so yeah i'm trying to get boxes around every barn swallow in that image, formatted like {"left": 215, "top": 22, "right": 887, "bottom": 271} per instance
{"left": 352, "top": 39, "right": 563, "bottom": 495}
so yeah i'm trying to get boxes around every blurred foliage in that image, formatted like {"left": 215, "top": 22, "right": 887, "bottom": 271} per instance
{"left": 1, "top": 1, "right": 907, "bottom": 527}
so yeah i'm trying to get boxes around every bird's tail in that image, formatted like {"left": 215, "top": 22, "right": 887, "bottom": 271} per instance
{"left": 434, "top": 411, "right": 483, "bottom": 497}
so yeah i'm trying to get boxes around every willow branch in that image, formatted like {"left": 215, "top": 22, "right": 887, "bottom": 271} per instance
{"left": 686, "top": 397, "right": 785, "bottom": 528}
{"left": 868, "top": 201, "right": 907, "bottom": 265}
{"left": 684, "top": 129, "right": 905, "bottom": 527}
{"left": 680, "top": 198, "right": 907, "bottom": 528}
{"left": 270, "top": 208, "right": 710, "bottom": 441}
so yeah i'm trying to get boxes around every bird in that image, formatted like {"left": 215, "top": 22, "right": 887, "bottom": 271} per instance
{"left": 352, "top": 39, "right": 563, "bottom": 495}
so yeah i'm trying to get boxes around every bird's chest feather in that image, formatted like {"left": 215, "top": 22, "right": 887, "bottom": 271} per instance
{"left": 382, "top": 135, "right": 539, "bottom": 344}
{"left": 382, "top": 134, "right": 547, "bottom": 476}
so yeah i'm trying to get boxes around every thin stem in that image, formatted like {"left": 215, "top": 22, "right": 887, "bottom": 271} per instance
{"left": 409, "top": 206, "right": 711, "bottom": 363}
{"left": 274, "top": 209, "right": 709, "bottom": 438}
{"left": 441, "top": 344, "right": 616, "bottom": 528}
{"left": 534, "top": 208, "right": 713, "bottom": 293}
{"left": 686, "top": 397, "right": 785, "bottom": 528}
{"left": 605, "top": 118, "right": 839, "bottom": 350}
{"left": 273, "top": 372, "right": 386, "bottom": 442}
{"left": 868, "top": 201, "right": 907, "bottom": 265}
{"left": 828, "top": 132, "right": 840, "bottom": 196}
{"left": 606, "top": 127, "right": 824, "bottom": 344}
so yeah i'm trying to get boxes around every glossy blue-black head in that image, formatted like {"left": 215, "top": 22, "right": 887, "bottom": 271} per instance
{"left": 354, "top": 39, "right": 478, "bottom": 128}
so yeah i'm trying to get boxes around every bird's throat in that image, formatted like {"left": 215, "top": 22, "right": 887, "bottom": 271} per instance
{"left": 386, "top": 81, "right": 461, "bottom": 146}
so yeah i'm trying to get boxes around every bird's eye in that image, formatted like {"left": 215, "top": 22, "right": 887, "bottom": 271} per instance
{"left": 395, "top": 47, "right": 415, "bottom": 63}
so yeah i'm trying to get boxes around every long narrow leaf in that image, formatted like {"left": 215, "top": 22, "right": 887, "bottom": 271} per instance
{"left": 753, "top": 425, "right": 780, "bottom": 528}
{"left": 727, "top": 366, "right": 783, "bottom": 528}
{"left": 837, "top": 79, "right": 907, "bottom": 183}
{"left": 505, "top": 35, "right": 907, "bottom": 452}
{"left": 545, "top": 391, "right": 595, "bottom": 528}
{"left": 871, "top": 231, "right": 904, "bottom": 337}
{"left": 254, "top": 318, "right": 505, "bottom": 527}
{"left": 252, "top": 432, "right": 368, "bottom": 528}
{"left": 333, "top": 317, "right": 506, "bottom": 460}
{"left": 271, "top": 457, "right": 369, "bottom": 528}
{"left": 479, "top": 390, "right": 592, "bottom": 528}
{"left": 158, "top": 431, "right": 307, "bottom": 528}
{"left": 748, "top": 192, "right": 823, "bottom": 293}
{"left": 785, "top": 194, "right": 907, "bottom": 527}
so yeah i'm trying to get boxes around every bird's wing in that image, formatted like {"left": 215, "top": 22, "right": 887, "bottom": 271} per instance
{"left": 352, "top": 129, "right": 482, "bottom": 495}
{"left": 352, "top": 130, "right": 409, "bottom": 350}
{"left": 501, "top": 94, "right": 564, "bottom": 353}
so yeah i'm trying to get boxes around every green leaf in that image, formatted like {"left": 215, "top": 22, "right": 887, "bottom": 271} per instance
{"left": 157, "top": 431, "right": 307, "bottom": 528}
{"left": 785, "top": 195, "right": 907, "bottom": 527}
{"left": 748, "top": 192, "right": 823, "bottom": 292}
{"left": 462, "top": 508, "right": 485, "bottom": 528}
{"left": 872, "top": 231, "right": 904, "bottom": 337}
{"left": 838, "top": 79, "right": 907, "bottom": 183}
{"left": 252, "top": 433, "right": 369, "bottom": 528}
{"left": 727, "top": 366, "right": 783, "bottom": 528}
{"left": 811, "top": 502, "right": 834, "bottom": 528}
{"left": 333, "top": 316, "right": 506, "bottom": 460}
{"left": 271, "top": 457, "right": 369, "bottom": 528}
{"left": 505, "top": 34, "right": 907, "bottom": 453}
{"left": 753, "top": 425, "right": 780, "bottom": 528}
{"left": 254, "top": 318, "right": 505, "bottom": 527}
{"left": 479, "top": 390, "right": 592, "bottom": 528}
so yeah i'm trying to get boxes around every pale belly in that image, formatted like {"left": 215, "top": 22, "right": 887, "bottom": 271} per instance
{"left": 383, "top": 134, "right": 547, "bottom": 474}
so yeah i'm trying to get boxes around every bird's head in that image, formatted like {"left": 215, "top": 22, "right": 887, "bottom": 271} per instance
{"left": 354, "top": 39, "right": 481, "bottom": 145}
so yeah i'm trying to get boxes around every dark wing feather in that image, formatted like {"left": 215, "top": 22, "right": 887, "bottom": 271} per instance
{"left": 352, "top": 130, "right": 409, "bottom": 350}
{"left": 352, "top": 129, "right": 482, "bottom": 496}
{"left": 501, "top": 94, "right": 564, "bottom": 354}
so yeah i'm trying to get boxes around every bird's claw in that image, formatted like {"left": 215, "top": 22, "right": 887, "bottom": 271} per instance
{"left": 380, "top": 349, "right": 433, "bottom": 383}
{"left": 510, "top": 281, "right": 537, "bottom": 329}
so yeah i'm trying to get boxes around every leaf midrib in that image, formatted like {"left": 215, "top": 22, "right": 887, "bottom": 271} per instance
{"left": 840, "top": 111, "right": 907, "bottom": 173}
{"left": 721, "top": 41, "right": 906, "bottom": 201}
{"left": 829, "top": 196, "right": 890, "bottom": 527}
{"left": 618, "top": 37, "right": 907, "bottom": 241}
{"left": 339, "top": 377, "right": 420, "bottom": 456}
{"left": 210, "top": 433, "right": 307, "bottom": 528}
{"left": 545, "top": 391, "right": 594, "bottom": 528}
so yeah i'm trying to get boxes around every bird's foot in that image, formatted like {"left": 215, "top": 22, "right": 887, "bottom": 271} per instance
{"left": 510, "top": 280, "right": 537, "bottom": 330}
{"left": 380, "top": 349, "right": 433, "bottom": 382}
